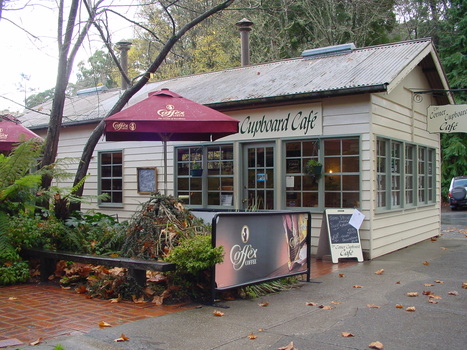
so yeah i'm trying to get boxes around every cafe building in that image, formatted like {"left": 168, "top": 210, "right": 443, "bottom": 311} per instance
{"left": 21, "top": 38, "right": 453, "bottom": 260}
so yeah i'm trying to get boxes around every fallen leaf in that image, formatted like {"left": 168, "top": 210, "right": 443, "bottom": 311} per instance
{"left": 462, "top": 282, "right": 467, "bottom": 289}
{"left": 430, "top": 237, "right": 437, "bottom": 241}
{"left": 318, "top": 305, "right": 334, "bottom": 310}
{"left": 341, "top": 332, "right": 355, "bottom": 337}
{"left": 258, "top": 328, "right": 264, "bottom": 332}
{"left": 306, "top": 301, "right": 317, "bottom": 306}
{"left": 277, "top": 341, "right": 297, "bottom": 350}
{"left": 132, "top": 295, "right": 146, "bottom": 304}
{"left": 406, "top": 306, "right": 416, "bottom": 312}
{"left": 30, "top": 338, "right": 43, "bottom": 346}
{"left": 435, "top": 280, "right": 444, "bottom": 283}
{"left": 99, "top": 321, "right": 112, "bottom": 328}
{"left": 423, "top": 261, "right": 430, "bottom": 266}
{"left": 258, "top": 301, "right": 269, "bottom": 307}
{"left": 395, "top": 281, "right": 401, "bottom": 284}
{"left": 75, "top": 285, "right": 87, "bottom": 294}
{"left": 428, "top": 299, "right": 438, "bottom": 304}
{"left": 440, "top": 247, "right": 448, "bottom": 250}
{"left": 338, "top": 273, "right": 345, "bottom": 278}
{"left": 8, "top": 297, "right": 18, "bottom": 300}
{"left": 429, "top": 295, "right": 442, "bottom": 300}
{"left": 406, "top": 292, "right": 418, "bottom": 297}
{"left": 374, "top": 269, "right": 384, "bottom": 275}
{"left": 152, "top": 295, "right": 164, "bottom": 305}
{"left": 331, "top": 301, "right": 342, "bottom": 305}
{"left": 248, "top": 333, "right": 257, "bottom": 339}
{"left": 109, "top": 298, "right": 120, "bottom": 303}
{"left": 448, "top": 291, "right": 459, "bottom": 296}
{"left": 422, "top": 290, "right": 432, "bottom": 296}
{"left": 367, "top": 304, "right": 380, "bottom": 308}
{"left": 353, "top": 285, "right": 363, "bottom": 288}
{"left": 395, "top": 304, "right": 404, "bottom": 309}
{"left": 60, "top": 285, "right": 71, "bottom": 290}
{"left": 424, "top": 283, "right": 434, "bottom": 287}
{"left": 213, "top": 310, "right": 225, "bottom": 317}
{"left": 114, "top": 333, "right": 129, "bottom": 342}
{"left": 369, "top": 340, "right": 384, "bottom": 349}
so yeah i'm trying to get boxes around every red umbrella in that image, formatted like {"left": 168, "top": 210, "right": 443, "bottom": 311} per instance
{"left": 0, "top": 115, "right": 43, "bottom": 152}
{"left": 105, "top": 88, "right": 239, "bottom": 194}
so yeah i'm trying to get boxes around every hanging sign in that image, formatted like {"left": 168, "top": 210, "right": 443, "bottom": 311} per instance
{"left": 316, "top": 209, "right": 364, "bottom": 263}
{"left": 427, "top": 104, "right": 467, "bottom": 133}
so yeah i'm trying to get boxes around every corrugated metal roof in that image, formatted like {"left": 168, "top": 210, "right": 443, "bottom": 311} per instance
{"left": 21, "top": 38, "right": 445, "bottom": 129}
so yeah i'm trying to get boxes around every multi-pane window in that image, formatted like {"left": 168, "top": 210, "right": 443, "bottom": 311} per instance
{"left": 377, "top": 139, "right": 387, "bottom": 208}
{"left": 284, "top": 138, "right": 360, "bottom": 209}
{"left": 405, "top": 144, "right": 415, "bottom": 205}
{"left": 323, "top": 138, "right": 360, "bottom": 208}
{"left": 285, "top": 140, "right": 319, "bottom": 208}
{"left": 207, "top": 145, "right": 234, "bottom": 206}
{"left": 391, "top": 141, "right": 402, "bottom": 207}
{"left": 377, "top": 137, "right": 436, "bottom": 209}
{"left": 176, "top": 145, "right": 234, "bottom": 207}
{"left": 99, "top": 151, "right": 123, "bottom": 205}
{"left": 177, "top": 147, "right": 203, "bottom": 205}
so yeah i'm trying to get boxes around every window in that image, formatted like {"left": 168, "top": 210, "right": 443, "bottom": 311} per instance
{"left": 323, "top": 138, "right": 360, "bottom": 208}
{"left": 391, "top": 141, "right": 402, "bottom": 207}
{"left": 405, "top": 145, "right": 415, "bottom": 205}
{"left": 285, "top": 140, "right": 319, "bottom": 208}
{"left": 377, "top": 138, "right": 436, "bottom": 210}
{"left": 284, "top": 137, "right": 360, "bottom": 209}
{"left": 176, "top": 145, "right": 234, "bottom": 207}
{"left": 99, "top": 151, "right": 123, "bottom": 205}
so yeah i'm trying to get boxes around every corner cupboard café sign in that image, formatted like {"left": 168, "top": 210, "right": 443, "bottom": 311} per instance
{"left": 427, "top": 104, "right": 467, "bottom": 134}
{"left": 223, "top": 103, "right": 322, "bottom": 141}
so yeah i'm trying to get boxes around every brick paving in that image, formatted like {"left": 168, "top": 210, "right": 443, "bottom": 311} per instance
{"left": 0, "top": 258, "right": 354, "bottom": 347}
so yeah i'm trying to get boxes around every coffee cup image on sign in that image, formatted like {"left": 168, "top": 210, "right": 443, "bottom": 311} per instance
{"left": 283, "top": 214, "right": 307, "bottom": 270}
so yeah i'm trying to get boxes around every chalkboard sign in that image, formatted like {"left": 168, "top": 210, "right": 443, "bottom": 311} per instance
{"left": 137, "top": 167, "right": 157, "bottom": 194}
{"left": 316, "top": 209, "right": 363, "bottom": 263}
{"left": 328, "top": 214, "right": 359, "bottom": 244}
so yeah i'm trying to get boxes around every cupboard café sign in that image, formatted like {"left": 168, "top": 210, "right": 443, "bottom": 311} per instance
{"left": 224, "top": 103, "right": 323, "bottom": 140}
{"left": 427, "top": 104, "right": 467, "bottom": 133}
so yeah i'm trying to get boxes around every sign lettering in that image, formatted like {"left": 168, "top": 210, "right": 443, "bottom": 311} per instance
{"left": 427, "top": 104, "right": 467, "bottom": 133}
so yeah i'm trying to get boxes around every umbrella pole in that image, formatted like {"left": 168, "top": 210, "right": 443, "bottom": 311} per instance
{"left": 163, "top": 140, "right": 167, "bottom": 196}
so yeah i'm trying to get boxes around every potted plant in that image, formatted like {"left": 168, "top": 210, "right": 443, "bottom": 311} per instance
{"left": 190, "top": 162, "right": 203, "bottom": 176}
{"left": 304, "top": 159, "right": 322, "bottom": 179}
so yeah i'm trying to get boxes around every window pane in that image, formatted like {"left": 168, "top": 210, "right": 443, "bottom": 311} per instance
{"left": 343, "top": 192, "right": 359, "bottom": 208}
{"left": 325, "top": 192, "right": 341, "bottom": 207}
{"left": 303, "top": 192, "right": 318, "bottom": 207}
{"left": 343, "top": 175, "right": 359, "bottom": 190}
{"left": 324, "top": 140, "right": 340, "bottom": 155}
{"left": 342, "top": 139, "right": 359, "bottom": 155}
{"left": 325, "top": 157, "right": 340, "bottom": 173}
{"left": 342, "top": 157, "right": 359, "bottom": 172}
{"left": 99, "top": 151, "right": 123, "bottom": 205}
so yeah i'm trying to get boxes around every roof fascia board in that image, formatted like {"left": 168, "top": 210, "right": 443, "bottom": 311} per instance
{"left": 385, "top": 41, "right": 432, "bottom": 95}
{"left": 207, "top": 84, "right": 388, "bottom": 111}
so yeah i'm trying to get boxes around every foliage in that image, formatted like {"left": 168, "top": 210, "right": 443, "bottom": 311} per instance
{"left": 0, "top": 211, "right": 30, "bottom": 285}
{"left": 25, "top": 88, "right": 55, "bottom": 109}
{"left": 166, "top": 234, "right": 224, "bottom": 276}
{"left": 165, "top": 234, "right": 224, "bottom": 301}
{"left": 74, "top": 49, "right": 120, "bottom": 91}
{"left": 0, "top": 138, "right": 44, "bottom": 214}
{"left": 120, "top": 193, "right": 207, "bottom": 259}
{"left": 237, "top": 277, "right": 299, "bottom": 299}
{"left": 440, "top": 133, "right": 467, "bottom": 199}
{"left": 63, "top": 211, "right": 127, "bottom": 255}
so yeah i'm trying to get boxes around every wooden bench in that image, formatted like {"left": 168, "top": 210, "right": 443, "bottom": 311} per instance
{"left": 22, "top": 248, "right": 176, "bottom": 287}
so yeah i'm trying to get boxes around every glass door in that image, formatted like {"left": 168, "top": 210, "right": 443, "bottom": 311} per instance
{"left": 243, "top": 143, "right": 275, "bottom": 210}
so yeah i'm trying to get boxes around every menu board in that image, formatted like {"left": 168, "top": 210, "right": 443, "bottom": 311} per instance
{"left": 317, "top": 209, "right": 363, "bottom": 263}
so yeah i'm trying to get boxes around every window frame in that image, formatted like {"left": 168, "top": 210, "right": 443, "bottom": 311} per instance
{"left": 376, "top": 137, "right": 436, "bottom": 211}
{"left": 98, "top": 150, "right": 123, "bottom": 207}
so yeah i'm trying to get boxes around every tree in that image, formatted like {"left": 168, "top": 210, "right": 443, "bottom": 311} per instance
{"left": 70, "top": 0, "right": 236, "bottom": 213}
{"left": 74, "top": 48, "right": 120, "bottom": 91}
